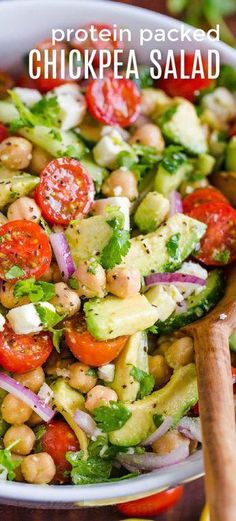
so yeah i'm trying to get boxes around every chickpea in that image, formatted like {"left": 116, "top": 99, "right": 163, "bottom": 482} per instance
{"left": 148, "top": 355, "right": 172, "bottom": 388}
{"left": 29, "top": 145, "right": 52, "bottom": 175}
{"left": 21, "top": 453, "right": 56, "bottom": 484}
{"left": 85, "top": 385, "right": 118, "bottom": 412}
{"left": 0, "top": 137, "right": 32, "bottom": 170}
{"left": 40, "top": 262, "right": 61, "bottom": 283}
{"left": 69, "top": 362, "right": 97, "bottom": 393}
{"left": 14, "top": 367, "right": 45, "bottom": 393}
{"left": 4, "top": 425, "right": 36, "bottom": 455}
{"left": 7, "top": 196, "right": 41, "bottom": 223}
{"left": 165, "top": 337, "right": 194, "bottom": 369}
{"left": 102, "top": 169, "right": 138, "bottom": 201}
{"left": 1, "top": 394, "right": 32, "bottom": 425}
{"left": 0, "top": 281, "right": 29, "bottom": 309}
{"left": 152, "top": 430, "right": 190, "bottom": 456}
{"left": 28, "top": 411, "right": 43, "bottom": 427}
{"left": 45, "top": 349, "right": 73, "bottom": 377}
{"left": 73, "top": 261, "right": 106, "bottom": 299}
{"left": 50, "top": 282, "right": 81, "bottom": 317}
{"left": 12, "top": 454, "right": 25, "bottom": 482}
{"left": 141, "top": 89, "right": 171, "bottom": 116}
{"left": 106, "top": 267, "right": 141, "bottom": 299}
{"left": 129, "top": 124, "right": 165, "bottom": 152}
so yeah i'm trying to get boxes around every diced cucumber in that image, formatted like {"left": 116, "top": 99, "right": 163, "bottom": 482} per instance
{"left": 20, "top": 126, "right": 87, "bottom": 159}
{"left": 0, "top": 100, "right": 19, "bottom": 124}
{"left": 81, "top": 155, "right": 108, "bottom": 191}
{"left": 155, "top": 162, "right": 193, "bottom": 196}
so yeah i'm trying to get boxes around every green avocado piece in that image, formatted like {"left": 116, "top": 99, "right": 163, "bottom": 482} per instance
{"left": 154, "top": 162, "right": 193, "bottom": 196}
{"left": 84, "top": 294, "right": 159, "bottom": 341}
{"left": 134, "top": 192, "right": 170, "bottom": 232}
{"left": 51, "top": 378, "right": 85, "bottom": 415}
{"left": 65, "top": 215, "right": 113, "bottom": 267}
{"left": 110, "top": 332, "right": 149, "bottom": 402}
{"left": 158, "top": 100, "right": 208, "bottom": 155}
{"left": 109, "top": 363, "right": 198, "bottom": 446}
{"left": 154, "top": 270, "right": 224, "bottom": 335}
{"left": 226, "top": 137, "right": 236, "bottom": 171}
{"left": 121, "top": 213, "right": 206, "bottom": 276}
{"left": 0, "top": 174, "right": 39, "bottom": 210}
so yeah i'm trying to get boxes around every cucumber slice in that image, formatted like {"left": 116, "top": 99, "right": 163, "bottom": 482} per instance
{"left": 155, "top": 270, "right": 224, "bottom": 335}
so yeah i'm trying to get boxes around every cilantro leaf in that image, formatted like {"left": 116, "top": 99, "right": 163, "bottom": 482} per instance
{"left": 100, "top": 229, "right": 130, "bottom": 269}
{"left": 92, "top": 402, "right": 131, "bottom": 432}
{"left": 218, "top": 64, "right": 236, "bottom": 92}
{"left": 35, "top": 304, "right": 64, "bottom": 329}
{"left": 68, "top": 277, "right": 79, "bottom": 290}
{"left": 130, "top": 367, "right": 155, "bottom": 399}
{"left": 31, "top": 96, "right": 60, "bottom": 127}
{"left": 166, "top": 233, "right": 181, "bottom": 261}
{"left": 160, "top": 145, "right": 187, "bottom": 174}
{"left": 146, "top": 324, "right": 158, "bottom": 335}
{"left": 52, "top": 328, "right": 64, "bottom": 353}
{"left": 133, "top": 66, "right": 154, "bottom": 89}
{"left": 13, "top": 278, "right": 55, "bottom": 303}
{"left": 66, "top": 451, "right": 112, "bottom": 485}
{"left": 9, "top": 91, "right": 61, "bottom": 133}
{"left": 5, "top": 265, "right": 25, "bottom": 280}
{"left": 157, "top": 105, "right": 178, "bottom": 126}
{"left": 88, "top": 434, "right": 145, "bottom": 460}
{"left": 213, "top": 248, "right": 231, "bottom": 264}
{"left": 0, "top": 447, "right": 21, "bottom": 481}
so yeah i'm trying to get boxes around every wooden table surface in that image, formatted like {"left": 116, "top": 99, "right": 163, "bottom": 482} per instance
{"left": 1, "top": 1, "right": 235, "bottom": 520}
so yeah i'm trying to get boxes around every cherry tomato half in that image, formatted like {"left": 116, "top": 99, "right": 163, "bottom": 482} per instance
{"left": 183, "top": 187, "right": 230, "bottom": 214}
{"left": 189, "top": 202, "right": 236, "bottom": 266}
{"left": 35, "top": 158, "right": 94, "bottom": 226}
{"left": 16, "top": 74, "right": 38, "bottom": 89}
{"left": 72, "top": 23, "right": 123, "bottom": 68}
{"left": 41, "top": 420, "right": 80, "bottom": 483}
{"left": 0, "top": 325, "right": 53, "bottom": 374}
{"left": 158, "top": 54, "right": 212, "bottom": 101}
{"left": 117, "top": 486, "right": 184, "bottom": 518}
{"left": 33, "top": 39, "right": 71, "bottom": 93}
{"left": 65, "top": 314, "right": 128, "bottom": 366}
{"left": 0, "top": 220, "right": 52, "bottom": 281}
{"left": 0, "top": 70, "right": 14, "bottom": 98}
{"left": 86, "top": 74, "right": 141, "bottom": 127}
{"left": 0, "top": 123, "right": 8, "bottom": 143}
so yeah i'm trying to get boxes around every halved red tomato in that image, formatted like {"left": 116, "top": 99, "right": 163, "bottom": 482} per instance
{"left": 117, "top": 486, "right": 184, "bottom": 517}
{"left": 35, "top": 158, "right": 94, "bottom": 226}
{"left": 158, "top": 54, "right": 212, "bottom": 101}
{"left": 0, "top": 123, "right": 8, "bottom": 143}
{"left": 183, "top": 187, "right": 230, "bottom": 214}
{"left": 0, "top": 220, "right": 52, "bottom": 281}
{"left": 0, "top": 325, "right": 53, "bottom": 374}
{"left": 86, "top": 74, "right": 141, "bottom": 127}
{"left": 72, "top": 23, "right": 123, "bottom": 68}
{"left": 65, "top": 314, "right": 128, "bottom": 366}
{"left": 41, "top": 420, "right": 80, "bottom": 483}
{"left": 189, "top": 202, "right": 236, "bottom": 265}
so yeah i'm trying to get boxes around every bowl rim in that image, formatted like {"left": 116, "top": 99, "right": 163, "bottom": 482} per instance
{"left": 0, "top": 0, "right": 235, "bottom": 505}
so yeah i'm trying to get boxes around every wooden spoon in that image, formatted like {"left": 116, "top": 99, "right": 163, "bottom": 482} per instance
{"left": 183, "top": 267, "right": 236, "bottom": 521}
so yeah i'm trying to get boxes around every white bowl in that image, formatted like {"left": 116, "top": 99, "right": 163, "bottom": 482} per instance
{"left": 0, "top": 0, "right": 235, "bottom": 508}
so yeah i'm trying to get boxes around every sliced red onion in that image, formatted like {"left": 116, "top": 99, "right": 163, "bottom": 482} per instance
{"left": 73, "top": 409, "right": 97, "bottom": 437}
{"left": 169, "top": 191, "right": 183, "bottom": 216}
{"left": 117, "top": 443, "right": 189, "bottom": 471}
{"left": 177, "top": 417, "right": 202, "bottom": 442}
{"left": 50, "top": 232, "right": 75, "bottom": 280}
{"left": 0, "top": 373, "right": 55, "bottom": 423}
{"left": 144, "top": 272, "right": 207, "bottom": 288}
{"left": 141, "top": 417, "right": 173, "bottom": 446}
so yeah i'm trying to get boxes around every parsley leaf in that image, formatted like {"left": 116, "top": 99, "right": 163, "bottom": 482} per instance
{"left": 100, "top": 210, "right": 130, "bottom": 270}
{"left": 66, "top": 451, "right": 112, "bottom": 485}
{"left": 9, "top": 91, "right": 61, "bottom": 133}
{"left": 213, "top": 248, "right": 231, "bottom": 264}
{"left": 0, "top": 447, "right": 21, "bottom": 481}
{"left": 130, "top": 367, "right": 155, "bottom": 399}
{"left": 35, "top": 304, "right": 64, "bottom": 329}
{"left": 88, "top": 434, "right": 145, "bottom": 460}
{"left": 92, "top": 402, "right": 131, "bottom": 432}
{"left": 160, "top": 145, "right": 187, "bottom": 174}
{"left": 52, "top": 328, "right": 64, "bottom": 353}
{"left": 13, "top": 278, "right": 55, "bottom": 303}
{"left": 166, "top": 233, "right": 181, "bottom": 261}
{"left": 5, "top": 265, "right": 25, "bottom": 280}
{"left": 31, "top": 96, "right": 60, "bottom": 127}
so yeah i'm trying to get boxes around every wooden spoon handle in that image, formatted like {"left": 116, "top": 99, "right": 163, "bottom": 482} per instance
{"left": 193, "top": 324, "right": 236, "bottom": 521}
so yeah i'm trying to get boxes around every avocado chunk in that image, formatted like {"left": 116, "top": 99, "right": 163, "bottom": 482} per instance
{"left": 121, "top": 213, "right": 206, "bottom": 276}
{"left": 81, "top": 155, "right": 108, "bottom": 191}
{"left": 226, "top": 137, "right": 236, "bottom": 172}
{"left": 51, "top": 378, "right": 88, "bottom": 454}
{"left": 84, "top": 294, "right": 159, "bottom": 341}
{"left": 110, "top": 332, "right": 149, "bottom": 402}
{"left": 155, "top": 162, "right": 193, "bottom": 196}
{"left": 109, "top": 364, "right": 198, "bottom": 446}
{"left": 134, "top": 192, "right": 170, "bottom": 233}
{"left": 0, "top": 174, "right": 39, "bottom": 210}
{"left": 158, "top": 100, "right": 207, "bottom": 155}
{"left": 154, "top": 269, "right": 224, "bottom": 335}
{"left": 65, "top": 215, "right": 113, "bottom": 266}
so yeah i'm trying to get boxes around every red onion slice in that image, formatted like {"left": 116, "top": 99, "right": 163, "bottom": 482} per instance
{"left": 50, "top": 232, "right": 75, "bottom": 281}
{"left": 177, "top": 417, "right": 202, "bottom": 442}
{"left": 169, "top": 190, "right": 183, "bottom": 216}
{"left": 144, "top": 272, "right": 207, "bottom": 288}
{"left": 0, "top": 373, "right": 55, "bottom": 423}
{"left": 141, "top": 417, "right": 173, "bottom": 446}
{"left": 117, "top": 443, "right": 189, "bottom": 471}
{"left": 73, "top": 409, "right": 97, "bottom": 437}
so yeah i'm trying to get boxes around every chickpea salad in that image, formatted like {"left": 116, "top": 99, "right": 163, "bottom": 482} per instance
{"left": 0, "top": 29, "right": 236, "bottom": 487}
